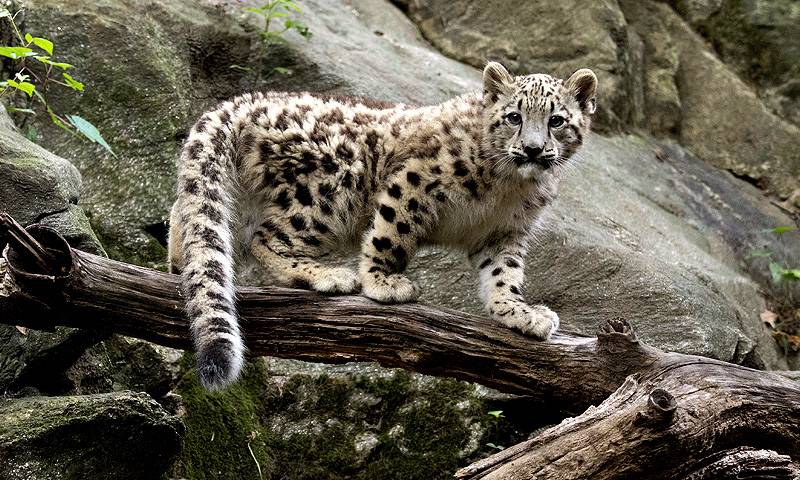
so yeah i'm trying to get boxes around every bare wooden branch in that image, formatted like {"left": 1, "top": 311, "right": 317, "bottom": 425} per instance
{"left": 1, "top": 215, "right": 799, "bottom": 479}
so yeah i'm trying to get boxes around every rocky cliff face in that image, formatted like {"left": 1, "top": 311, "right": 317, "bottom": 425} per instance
{"left": 0, "top": 0, "right": 798, "bottom": 478}
{"left": 398, "top": 0, "right": 800, "bottom": 205}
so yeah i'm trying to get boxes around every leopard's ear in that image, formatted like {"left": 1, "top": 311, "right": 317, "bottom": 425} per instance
{"left": 483, "top": 62, "right": 514, "bottom": 101}
{"left": 565, "top": 68, "right": 597, "bottom": 114}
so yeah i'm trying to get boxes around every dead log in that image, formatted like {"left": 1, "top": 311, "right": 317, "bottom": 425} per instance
{"left": 1, "top": 213, "right": 799, "bottom": 479}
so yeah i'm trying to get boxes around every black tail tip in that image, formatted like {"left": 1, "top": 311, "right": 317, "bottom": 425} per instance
{"left": 196, "top": 342, "right": 243, "bottom": 391}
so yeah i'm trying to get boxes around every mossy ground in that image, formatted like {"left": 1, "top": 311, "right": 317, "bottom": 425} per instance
{"left": 170, "top": 355, "right": 531, "bottom": 480}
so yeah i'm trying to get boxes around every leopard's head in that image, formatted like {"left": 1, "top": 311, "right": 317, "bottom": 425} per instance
{"left": 482, "top": 62, "right": 597, "bottom": 180}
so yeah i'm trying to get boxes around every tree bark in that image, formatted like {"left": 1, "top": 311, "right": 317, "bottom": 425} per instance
{"left": 1, "top": 214, "right": 799, "bottom": 479}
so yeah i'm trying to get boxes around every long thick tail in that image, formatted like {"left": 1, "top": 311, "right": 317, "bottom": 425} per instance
{"left": 176, "top": 102, "right": 244, "bottom": 390}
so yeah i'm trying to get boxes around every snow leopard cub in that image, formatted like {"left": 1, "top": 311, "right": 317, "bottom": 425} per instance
{"left": 168, "top": 62, "right": 598, "bottom": 389}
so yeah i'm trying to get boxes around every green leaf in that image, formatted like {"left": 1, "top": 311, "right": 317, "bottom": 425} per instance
{"left": 7, "top": 106, "right": 35, "bottom": 114}
{"left": 766, "top": 226, "right": 798, "bottom": 234}
{"left": 769, "top": 262, "right": 784, "bottom": 283}
{"left": 0, "top": 46, "right": 35, "bottom": 59}
{"left": 487, "top": 410, "right": 504, "bottom": 418}
{"left": 745, "top": 249, "right": 773, "bottom": 259}
{"left": 67, "top": 115, "right": 115, "bottom": 156}
{"left": 7, "top": 79, "right": 36, "bottom": 96}
{"left": 281, "top": 1, "right": 302, "bottom": 12}
{"left": 62, "top": 72, "right": 84, "bottom": 91}
{"left": 781, "top": 269, "right": 800, "bottom": 281}
{"left": 485, "top": 443, "right": 504, "bottom": 451}
{"left": 242, "top": 7, "right": 267, "bottom": 16}
{"left": 271, "top": 66, "right": 291, "bottom": 75}
{"left": 0, "top": 9, "right": 12, "bottom": 19}
{"left": 31, "top": 36, "right": 53, "bottom": 55}
{"left": 35, "top": 56, "right": 73, "bottom": 70}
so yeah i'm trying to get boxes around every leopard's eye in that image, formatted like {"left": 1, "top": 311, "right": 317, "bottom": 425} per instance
{"left": 548, "top": 115, "right": 565, "bottom": 129}
{"left": 505, "top": 112, "right": 522, "bottom": 125}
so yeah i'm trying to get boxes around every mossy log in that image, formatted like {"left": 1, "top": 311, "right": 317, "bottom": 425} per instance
{"left": 1, "top": 212, "right": 799, "bottom": 479}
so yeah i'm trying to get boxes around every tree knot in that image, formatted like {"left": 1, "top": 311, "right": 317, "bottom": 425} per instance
{"left": 635, "top": 388, "right": 677, "bottom": 426}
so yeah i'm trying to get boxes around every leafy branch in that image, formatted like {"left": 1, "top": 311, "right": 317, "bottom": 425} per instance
{"left": 244, "top": 0, "right": 311, "bottom": 45}
{"left": 0, "top": 8, "right": 114, "bottom": 155}
{"left": 235, "top": 0, "right": 311, "bottom": 76}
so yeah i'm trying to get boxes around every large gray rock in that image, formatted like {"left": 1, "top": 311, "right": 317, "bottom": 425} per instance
{"left": 171, "top": 356, "right": 524, "bottom": 480}
{"left": 0, "top": 106, "right": 103, "bottom": 254}
{"left": 667, "top": 0, "right": 800, "bottom": 127}
{"left": 620, "top": 0, "right": 800, "bottom": 207}
{"left": 398, "top": 0, "right": 800, "bottom": 206}
{"left": 0, "top": 392, "right": 183, "bottom": 480}
{"left": 398, "top": 0, "right": 643, "bottom": 132}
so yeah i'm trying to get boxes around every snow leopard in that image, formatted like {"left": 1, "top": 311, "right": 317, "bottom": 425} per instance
{"left": 168, "top": 62, "right": 598, "bottom": 389}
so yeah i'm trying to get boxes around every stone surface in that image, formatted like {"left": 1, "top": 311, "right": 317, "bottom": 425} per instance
{"left": 0, "top": 392, "right": 183, "bottom": 480}
{"left": 399, "top": 0, "right": 643, "bottom": 132}
{"left": 398, "top": 0, "right": 800, "bottom": 205}
{"left": 620, "top": 0, "right": 800, "bottom": 206}
{"left": 65, "top": 336, "right": 175, "bottom": 399}
{"left": 170, "top": 356, "right": 533, "bottom": 480}
{"left": 0, "top": 106, "right": 103, "bottom": 254}
{"left": 668, "top": 0, "right": 800, "bottom": 125}
{"left": 0, "top": 325, "right": 105, "bottom": 395}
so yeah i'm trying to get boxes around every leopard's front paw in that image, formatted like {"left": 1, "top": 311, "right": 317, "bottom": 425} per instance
{"left": 361, "top": 272, "right": 419, "bottom": 303}
{"left": 493, "top": 303, "right": 559, "bottom": 340}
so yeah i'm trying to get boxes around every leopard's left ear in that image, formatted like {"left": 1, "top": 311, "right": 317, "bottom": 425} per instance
{"left": 483, "top": 61, "right": 514, "bottom": 101}
{"left": 565, "top": 68, "right": 597, "bottom": 115}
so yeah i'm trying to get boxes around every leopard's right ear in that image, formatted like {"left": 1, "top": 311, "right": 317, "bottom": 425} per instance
{"left": 483, "top": 62, "right": 513, "bottom": 101}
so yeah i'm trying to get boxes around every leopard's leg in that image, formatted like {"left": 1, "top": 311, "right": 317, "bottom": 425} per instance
{"left": 250, "top": 204, "right": 360, "bottom": 294}
{"left": 469, "top": 236, "right": 558, "bottom": 339}
{"left": 359, "top": 171, "right": 437, "bottom": 303}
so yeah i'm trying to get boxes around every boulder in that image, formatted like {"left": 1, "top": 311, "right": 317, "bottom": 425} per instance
{"left": 65, "top": 336, "right": 175, "bottom": 399}
{"left": 0, "top": 103, "right": 107, "bottom": 396}
{"left": 620, "top": 0, "right": 800, "bottom": 206}
{"left": 0, "top": 392, "right": 183, "bottom": 480}
{"left": 0, "top": 106, "right": 103, "bottom": 254}
{"left": 667, "top": 0, "right": 800, "bottom": 127}
{"left": 398, "top": 0, "right": 643, "bottom": 132}
{"left": 171, "top": 356, "right": 530, "bottom": 480}
{"left": 398, "top": 0, "right": 800, "bottom": 205}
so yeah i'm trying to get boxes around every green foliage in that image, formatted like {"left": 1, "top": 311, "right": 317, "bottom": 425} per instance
{"left": 0, "top": 8, "right": 114, "bottom": 155}
{"left": 245, "top": 0, "right": 311, "bottom": 45}
{"left": 750, "top": 226, "right": 800, "bottom": 285}
{"left": 243, "top": 1, "right": 312, "bottom": 76}
{"left": 765, "top": 226, "right": 798, "bottom": 235}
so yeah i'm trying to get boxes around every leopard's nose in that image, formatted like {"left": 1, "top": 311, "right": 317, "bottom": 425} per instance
{"left": 524, "top": 146, "right": 543, "bottom": 162}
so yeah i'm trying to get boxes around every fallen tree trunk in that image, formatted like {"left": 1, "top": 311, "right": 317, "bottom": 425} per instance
{"left": 1, "top": 213, "right": 798, "bottom": 479}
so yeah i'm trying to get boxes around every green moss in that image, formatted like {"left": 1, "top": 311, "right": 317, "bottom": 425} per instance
{"left": 171, "top": 356, "right": 504, "bottom": 480}
{"left": 171, "top": 355, "right": 274, "bottom": 479}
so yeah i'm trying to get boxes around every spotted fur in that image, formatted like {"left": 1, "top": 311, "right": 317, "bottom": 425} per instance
{"left": 169, "top": 62, "right": 598, "bottom": 389}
